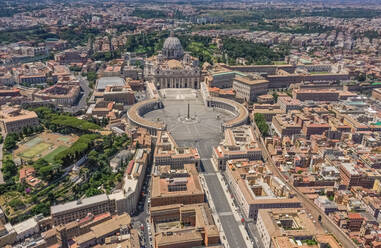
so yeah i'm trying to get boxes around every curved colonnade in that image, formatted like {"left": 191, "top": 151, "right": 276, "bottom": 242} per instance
{"left": 206, "top": 97, "right": 249, "bottom": 130}
{"left": 127, "top": 98, "right": 166, "bottom": 135}
{"left": 127, "top": 94, "right": 248, "bottom": 136}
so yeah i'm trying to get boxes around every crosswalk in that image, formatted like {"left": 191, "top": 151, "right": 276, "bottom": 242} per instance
{"left": 219, "top": 211, "right": 233, "bottom": 216}
{"left": 202, "top": 172, "right": 215, "bottom": 176}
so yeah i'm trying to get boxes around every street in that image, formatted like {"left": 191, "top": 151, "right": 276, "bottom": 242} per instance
{"left": 132, "top": 164, "right": 153, "bottom": 248}
{"left": 62, "top": 75, "right": 91, "bottom": 114}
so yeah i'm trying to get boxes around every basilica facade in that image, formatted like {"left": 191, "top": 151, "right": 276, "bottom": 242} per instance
{"left": 144, "top": 32, "right": 201, "bottom": 89}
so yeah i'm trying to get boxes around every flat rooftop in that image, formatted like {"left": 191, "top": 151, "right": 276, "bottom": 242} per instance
{"left": 51, "top": 194, "right": 109, "bottom": 215}
{"left": 96, "top": 77, "right": 125, "bottom": 91}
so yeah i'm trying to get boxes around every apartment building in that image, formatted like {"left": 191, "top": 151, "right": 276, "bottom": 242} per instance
{"left": 109, "top": 148, "right": 150, "bottom": 215}
{"left": 232, "top": 76, "right": 268, "bottom": 102}
{"left": 256, "top": 208, "right": 329, "bottom": 248}
{"left": 372, "top": 88, "right": 381, "bottom": 101}
{"left": 73, "top": 214, "right": 133, "bottom": 248}
{"left": 103, "top": 85, "right": 135, "bottom": 105}
{"left": 213, "top": 125, "right": 262, "bottom": 170}
{"left": 252, "top": 104, "right": 284, "bottom": 122}
{"left": 0, "top": 106, "right": 39, "bottom": 134}
{"left": 154, "top": 131, "right": 200, "bottom": 170}
{"left": 51, "top": 194, "right": 115, "bottom": 226}
{"left": 339, "top": 163, "right": 376, "bottom": 189}
{"left": 277, "top": 96, "right": 302, "bottom": 113}
{"left": 272, "top": 113, "right": 302, "bottom": 138}
{"left": 54, "top": 50, "right": 88, "bottom": 65}
{"left": 293, "top": 89, "right": 340, "bottom": 101}
{"left": 226, "top": 159, "right": 300, "bottom": 221}
{"left": 33, "top": 82, "right": 81, "bottom": 106}
{"left": 150, "top": 203, "right": 220, "bottom": 248}
{"left": 150, "top": 164, "right": 204, "bottom": 207}
{"left": 302, "top": 123, "right": 331, "bottom": 138}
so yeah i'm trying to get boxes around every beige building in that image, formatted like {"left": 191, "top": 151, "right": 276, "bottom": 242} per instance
{"left": 0, "top": 223, "right": 16, "bottom": 247}
{"left": 73, "top": 214, "right": 133, "bottom": 248}
{"left": 272, "top": 113, "right": 303, "bottom": 138}
{"left": 151, "top": 164, "right": 204, "bottom": 207}
{"left": 277, "top": 96, "right": 302, "bottom": 113}
{"left": 253, "top": 104, "right": 284, "bottom": 122}
{"left": 150, "top": 203, "right": 220, "bottom": 248}
{"left": 144, "top": 32, "right": 201, "bottom": 89}
{"left": 225, "top": 159, "right": 300, "bottom": 221}
{"left": 372, "top": 88, "right": 381, "bottom": 101}
{"left": 109, "top": 148, "right": 150, "bottom": 215}
{"left": 33, "top": 82, "right": 80, "bottom": 106}
{"left": 103, "top": 85, "right": 135, "bottom": 105}
{"left": 256, "top": 208, "right": 327, "bottom": 248}
{"left": 232, "top": 76, "right": 268, "bottom": 102}
{"left": 0, "top": 106, "right": 39, "bottom": 134}
{"left": 213, "top": 125, "right": 262, "bottom": 170}
{"left": 293, "top": 89, "right": 340, "bottom": 101}
{"left": 51, "top": 194, "right": 115, "bottom": 226}
{"left": 154, "top": 131, "right": 200, "bottom": 170}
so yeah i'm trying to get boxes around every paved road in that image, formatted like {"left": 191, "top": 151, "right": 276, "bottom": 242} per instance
{"left": 252, "top": 123, "right": 357, "bottom": 248}
{"left": 132, "top": 165, "right": 153, "bottom": 248}
{"left": 63, "top": 75, "right": 91, "bottom": 114}
{"left": 222, "top": 172, "right": 264, "bottom": 248}
{"left": 197, "top": 148, "right": 249, "bottom": 248}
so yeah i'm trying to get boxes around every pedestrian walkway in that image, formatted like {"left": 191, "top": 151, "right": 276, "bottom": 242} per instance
{"left": 215, "top": 168, "right": 253, "bottom": 248}
{"left": 200, "top": 159, "right": 251, "bottom": 248}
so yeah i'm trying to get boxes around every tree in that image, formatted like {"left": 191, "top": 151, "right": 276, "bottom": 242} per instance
{"left": 4, "top": 133, "right": 18, "bottom": 151}
{"left": 2, "top": 160, "right": 17, "bottom": 182}
{"left": 272, "top": 92, "right": 278, "bottom": 103}
{"left": 254, "top": 113, "right": 269, "bottom": 136}
{"left": 87, "top": 71, "right": 97, "bottom": 82}
{"left": 31, "top": 202, "right": 50, "bottom": 216}
{"left": 88, "top": 150, "right": 99, "bottom": 165}
{"left": 356, "top": 73, "right": 366, "bottom": 82}
{"left": 222, "top": 38, "right": 287, "bottom": 65}
{"left": 47, "top": 192, "right": 55, "bottom": 203}
{"left": 9, "top": 198, "right": 25, "bottom": 210}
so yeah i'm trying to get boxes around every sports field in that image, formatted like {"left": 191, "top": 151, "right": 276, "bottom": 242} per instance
{"left": 14, "top": 132, "right": 78, "bottom": 162}
{"left": 43, "top": 146, "right": 67, "bottom": 163}
{"left": 20, "top": 143, "right": 51, "bottom": 159}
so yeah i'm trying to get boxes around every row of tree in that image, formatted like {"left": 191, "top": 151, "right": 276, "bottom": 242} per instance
{"left": 222, "top": 38, "right": 289, "bottom": 65}
{"left": 254, "top": 113, "right": 269, "bottom": 137}
{"left": 54, "top": 134, "right": 100, "bottom": 167}
{"left": 33, "top": 107, "right": 100, "bottom": 134}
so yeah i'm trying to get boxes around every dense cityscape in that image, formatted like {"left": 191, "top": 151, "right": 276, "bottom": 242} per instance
{"left": 0, "top": 0, "right": 380, "bottom": 248}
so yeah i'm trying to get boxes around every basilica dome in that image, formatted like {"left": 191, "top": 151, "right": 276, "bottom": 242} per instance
{"left": 162, "top": 32, "right": 184, "bottom": 60}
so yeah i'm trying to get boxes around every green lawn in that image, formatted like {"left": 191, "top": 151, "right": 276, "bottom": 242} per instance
{"left": 21, "top": 143, "right": 50, "bottom": 159}
{"left": 273, "top": 61, "right": 287, "bottom": 65}
{"left": 43, "top": 146, "right": 67, "bottom": 163}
